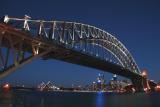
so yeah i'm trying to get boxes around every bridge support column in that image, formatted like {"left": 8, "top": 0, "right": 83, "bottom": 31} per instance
{"left": 132, "top": 70, "right": 156, "bottom": 92}
{"left": 0, "top": 27, "right": 53, "bottom": 78}
{"left": 131, "top": 78, "right": 144, "bottom": 92}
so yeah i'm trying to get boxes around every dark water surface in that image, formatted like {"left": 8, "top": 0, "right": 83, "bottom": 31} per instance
{"left": 0, "top": 90, "right": 160, "bottom": 107}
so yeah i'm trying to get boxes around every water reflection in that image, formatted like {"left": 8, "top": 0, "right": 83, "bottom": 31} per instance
{"left": 96, "top": 92, "right": 105, "bottom": 107}
{"left": 1, "top": 90, "right": 160, "bottom": 107}
{"left": 40, "top": 98, "right": 44, "bottom": 107}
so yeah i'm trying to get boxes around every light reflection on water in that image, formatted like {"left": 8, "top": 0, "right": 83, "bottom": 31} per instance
{"left": 40, "top": 98, "right": 44, "bottom": 107}
{"left": 96, "top": 91, "right": 104, "bottom": 107}
{"left": 0, "top": 90, "right": 160, "bottom": 107}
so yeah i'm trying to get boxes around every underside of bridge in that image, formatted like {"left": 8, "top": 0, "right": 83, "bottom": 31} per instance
{"left": 0, "top": 15, "right": 157, "bottom": 92}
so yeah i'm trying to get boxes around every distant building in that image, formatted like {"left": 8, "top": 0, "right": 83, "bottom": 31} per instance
{"left": 113, "top": 74, "right": 117, "bottom": 81}
{"left": 109, "top": 74, "right": 131, "bottom": 91}
{"left": 37, "top": 81, "right": 60, "bottom": 91}
{"left": 87, "top": 74, "right": 131, "bottom": 92}
{"left": 96, "top": 73, "right": 106, "bottom": 90}
{"left": 89, "top": 73, "right": 107, "bottom": 91}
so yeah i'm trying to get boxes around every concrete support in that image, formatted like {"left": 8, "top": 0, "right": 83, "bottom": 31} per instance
{"left": 132, "top": 75, "right": 156, "bottom": 92}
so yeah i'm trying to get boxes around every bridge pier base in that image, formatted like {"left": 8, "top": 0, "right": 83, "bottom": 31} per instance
{"left": 132, "top": 78, "right": 144, "bottom": 92}
{"left": 132, "top": 78, "right": 156, "bottom": 92}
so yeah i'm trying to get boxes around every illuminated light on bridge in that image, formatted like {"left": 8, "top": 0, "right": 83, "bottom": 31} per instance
{"left": 0, "top": 15, "right": 157, "bottom": 92}
{"left": 156, "top": 85, "right": 160, "bottom": 89}
{"left": 141, "top": 70, "right": 148, "bottom": 77}
{"left": 142, "top": 72, "right": 147, "bottom": 76}
{"left": 155, "top": 85, "right": 160, "bottom": 92}
{"left": 143, "top": 88, "right": 148, "bottom": 92}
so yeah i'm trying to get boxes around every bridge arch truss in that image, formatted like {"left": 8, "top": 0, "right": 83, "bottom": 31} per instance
{"left": 0, "top": 15, "right": 140, "bottom": 75}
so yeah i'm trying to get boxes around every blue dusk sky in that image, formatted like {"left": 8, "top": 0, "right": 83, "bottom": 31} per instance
{"left": 0, "top": 0, "right": 160, "bottom": 86}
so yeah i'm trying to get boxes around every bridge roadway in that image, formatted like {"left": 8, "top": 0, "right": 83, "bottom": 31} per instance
{"left": 0, "top": 23, "right": 157, "bottom": 91}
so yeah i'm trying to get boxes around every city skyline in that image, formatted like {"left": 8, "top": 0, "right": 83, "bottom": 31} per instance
{"left": 0, "top": 0, "right": 160, "bottom": 86}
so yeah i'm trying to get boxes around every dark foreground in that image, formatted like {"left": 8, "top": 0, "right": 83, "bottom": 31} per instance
{"left": 0, "top": 89, "right": 160, "bottom": 107}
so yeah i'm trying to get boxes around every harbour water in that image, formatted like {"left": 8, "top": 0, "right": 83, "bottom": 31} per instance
{"left": 0, "top": 90, "right": 160, "bottom": 107}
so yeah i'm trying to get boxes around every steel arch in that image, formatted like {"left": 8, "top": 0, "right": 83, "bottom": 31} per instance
{"left": 2, "top": 15, "right": 140, "bottom": 74}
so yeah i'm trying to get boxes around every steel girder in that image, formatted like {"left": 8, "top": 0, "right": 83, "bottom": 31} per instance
{"left": 0, "top": 23, "right": 53, "bottom": 78}
{"left": 1, "top": 15, "right": 140, "bottom": 74}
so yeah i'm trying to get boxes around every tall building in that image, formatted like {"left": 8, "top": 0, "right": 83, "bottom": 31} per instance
{"left": 113, "top": 74, "right": 117, "bottom": 81}
{"left": 109, "top": 74, "right": 118, "bottom": 90}
{"left": 96, "top": 73, "right": 106, "bottom": 91}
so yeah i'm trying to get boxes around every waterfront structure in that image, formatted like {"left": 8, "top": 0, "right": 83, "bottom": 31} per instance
{"left": 37, "top": 81, "right": 60, "bottom": 91}
{"left": 109, "top": 75, "right": 131, "bottom": 91}
{"left": 0, "top": 15, "right": 157, "bottom": 91}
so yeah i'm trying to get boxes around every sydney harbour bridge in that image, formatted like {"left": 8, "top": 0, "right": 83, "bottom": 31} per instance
{"left": 0, "top": 15, "right": 157, "bottom": 92}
